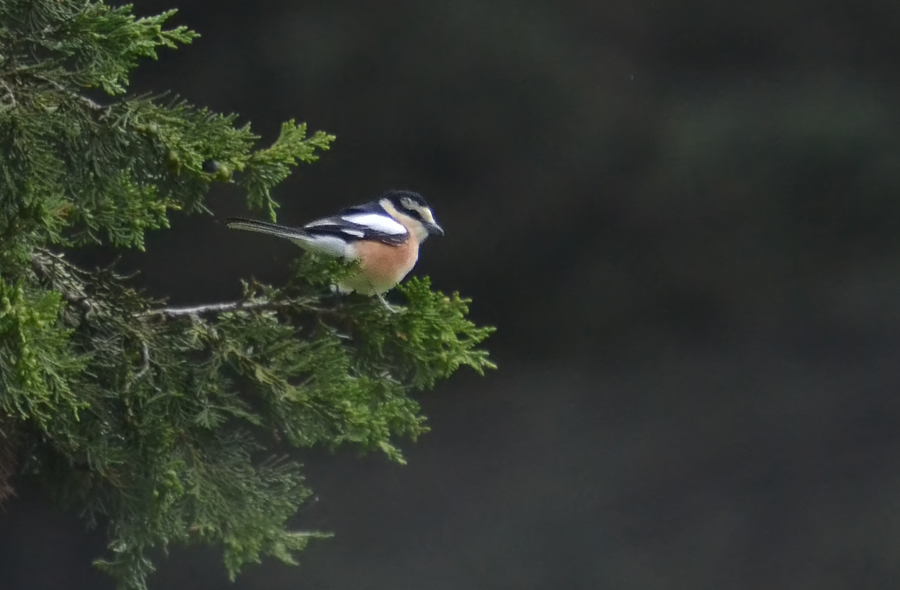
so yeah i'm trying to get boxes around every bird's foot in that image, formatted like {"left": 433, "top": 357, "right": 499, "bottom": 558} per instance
{"left": 377, "top": 293, "right": 400, "bottom": 314}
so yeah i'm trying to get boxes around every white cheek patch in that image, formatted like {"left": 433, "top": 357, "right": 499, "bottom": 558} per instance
{"left": 341, "top": 213, "right": 407, "bottom": 235}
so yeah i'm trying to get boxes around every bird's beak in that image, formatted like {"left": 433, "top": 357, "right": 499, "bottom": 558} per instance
{"left": 426, "top": 222, "right": 444, "bottom": 236}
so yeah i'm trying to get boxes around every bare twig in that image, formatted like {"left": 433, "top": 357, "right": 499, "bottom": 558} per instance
{"left": 0, "top": 68, "right": 107, "bottom": 113}
{"left": 32, "top": 73, "right": 104, "bottom": 111}
{"left": 0, "top": 79, "right": 17, "bottom": 111}
{"left": 30, "top": 249, "right": 97, "bottom": 313}
{"left": 141, "top": 299, "right": 296, "bottom": 318}
{"left": 33, "top": 249, "right": 337, "bottom": 324}
{"left": 134, "top": 340, "right": 150, "bottom": 380}
{"left": 124, "top": 341, "right": 151, "bottom": 392}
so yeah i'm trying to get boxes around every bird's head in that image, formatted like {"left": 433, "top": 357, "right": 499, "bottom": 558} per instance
{"left": 378, "top": 190, "right": 444, "bottom": 241}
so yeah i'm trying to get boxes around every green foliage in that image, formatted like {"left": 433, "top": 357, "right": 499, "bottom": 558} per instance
{"left": 0, "top": 277, "right": 86, "bottom": 427}
{"left": 242, "top": 120, "right": 335, "bottom": 220}
{"left": 0, "top": 2, "right": 494, "bottom": 589}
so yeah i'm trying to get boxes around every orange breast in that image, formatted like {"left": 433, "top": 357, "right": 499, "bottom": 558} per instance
{"left": 343, "top": 237, "right": 419, "bottom": 295}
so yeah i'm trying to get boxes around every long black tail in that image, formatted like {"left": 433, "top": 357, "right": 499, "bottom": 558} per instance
{"left": 225, "top": 217, "right": 310, "bottom": 240}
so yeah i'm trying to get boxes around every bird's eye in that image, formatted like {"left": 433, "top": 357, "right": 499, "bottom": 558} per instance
{"left": 400, "top": 197, "right": 416, "bottom": 210}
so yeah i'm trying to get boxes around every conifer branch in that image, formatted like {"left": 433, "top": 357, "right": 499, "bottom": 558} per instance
{"left": 0, "top": 3, "right": 494, "bottom": 589}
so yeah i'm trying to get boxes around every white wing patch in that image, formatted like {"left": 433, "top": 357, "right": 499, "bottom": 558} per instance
{"left": 341, "top": 228, "right": 365, "bottom": 238}
{"left": 341, "top": 213, "right": 407, "bottom": 235}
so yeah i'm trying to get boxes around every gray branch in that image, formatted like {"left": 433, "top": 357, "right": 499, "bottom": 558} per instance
{"left": 32, "top": 73, "right": 105, "bottom": 111}
{"left": 30, "top": 249, "right": 97, "bottom": 313}
{"left": 32, "top": 249, "right": 328, "bottom": 321}
{"left": 0, "top": 79, "right": 17, "bottom": 112}
{"left": 134, "top": 340, "right": 150, "bottom": 381}
{"left": 124, "top": 341, "right": 151, "bottom": 392}
{"left": 141, "top": 299, "right": 296, "bottom": 318}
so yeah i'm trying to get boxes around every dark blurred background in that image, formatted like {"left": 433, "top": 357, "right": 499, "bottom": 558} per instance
{"left": 4, "top": 0, "right": 900, "bottom": 588}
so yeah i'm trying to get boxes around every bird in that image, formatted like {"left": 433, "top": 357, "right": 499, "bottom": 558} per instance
{"left": 226, "top": 190, "right": 444, "bottom": 309}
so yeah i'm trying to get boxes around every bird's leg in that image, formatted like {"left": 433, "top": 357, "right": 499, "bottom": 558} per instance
{"left": 376, "top": 292, "right": 399, "bottom": 313}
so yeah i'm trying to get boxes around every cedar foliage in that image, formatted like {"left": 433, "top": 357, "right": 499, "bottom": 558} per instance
{"left": 0, "top": 2, "right": 495, "bottom": 588}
